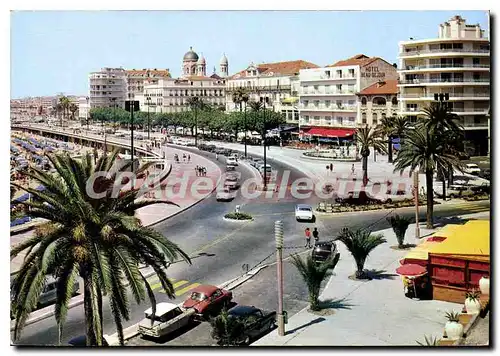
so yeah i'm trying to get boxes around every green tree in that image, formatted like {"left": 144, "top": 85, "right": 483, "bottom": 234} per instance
{"left": 337, "top": 228, "right": 386, "bottom": 279}
{"left": 58, "top": 96, "right": 71, "bottom": 127}
{"left": 393, "top": 124, "right": 463, "bottom": 228}
{"left": 69, "top": 103, "right": 78, "bottom": 121}
{"left": 290, "top": 252, "right": 340, "bottom": 311}
{"left": 387, "top": 214, "right": 412, "bottom": 248}
{"left": 210, "top": 308, "right": 246, "bottom": 346}
{"left": 355, "top": 127, "right": 387, "bottom": 185}
{"left": 10, "top": 151, "right": 190, "bottom": 346}
{"left": 376, "top": 115, "right": 395, "bottom": 163}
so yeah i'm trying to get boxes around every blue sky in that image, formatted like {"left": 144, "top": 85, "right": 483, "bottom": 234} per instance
{"left": 10, "top": 10, "right": 488, "bottom": 98}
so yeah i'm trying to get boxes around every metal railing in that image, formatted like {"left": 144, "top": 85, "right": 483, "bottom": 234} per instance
{"left": 462, "top": 122, "right": 488, "bottom": 127}
{"left": 300, "top": 90, "right": 356, "bottom": 95}
{"left": 299, "top": 104, "right": 357, "bottom": 111}
{"left": 398, "top": 92, "right": 490, "bottom": 98}
{"left": 399, "top": 78, "right": 490, "bottom": 84}
{"left": 402, "top": 63, "right": 490, "bottom": 70}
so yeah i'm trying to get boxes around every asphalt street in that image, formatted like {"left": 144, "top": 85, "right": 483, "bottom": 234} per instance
{"left": 12, "top": 141, "right": 490, "bottom": 346}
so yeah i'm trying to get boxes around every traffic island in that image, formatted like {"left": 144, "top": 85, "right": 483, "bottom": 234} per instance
{"left": 224, "top": 212, "right": 253, "bottom": 221}
{"left": 316, "top": 200, "right": 440, "bottom": 214}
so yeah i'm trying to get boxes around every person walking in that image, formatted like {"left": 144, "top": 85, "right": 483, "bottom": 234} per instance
{"left": 312, "top": 227, "right": 319, "bottom": 244}
{"left": 304, "top": 228, "right": 312, "bottom": 248}
{"left": 188, "top": 154, "right": 191, "bottom": 163}
{"left": 215, "top": 153, "right": 218, "bottom": 160}
{"left": 351, "top": 164, "right": 355, "bottom": 176}
{"left": 195, "top": 165, "right": 199, "bottom": 176}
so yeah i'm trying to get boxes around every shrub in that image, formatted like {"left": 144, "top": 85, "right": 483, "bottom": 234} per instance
{"left": 224, "top": 212, "right": 253, "bottom": 220}
{"left": 387, "top": 214, "right": 412, "bottom": 248}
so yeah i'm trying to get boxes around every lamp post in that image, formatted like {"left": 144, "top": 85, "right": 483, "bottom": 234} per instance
{"left": 262, "top": 93, "right": 268, "bottom": 191}
{"left": 434, "top": 92, "right": 450, "bottom": 199}
{"left": 146, "top": 96, "right": 151, "bottom": 140}
{"left": 275, "top": 220, "right": 285, "bottom": 336}
{"left": 414, "top": 172, "right": 420, "bottom": 239}
{"left": 243, "top": 95, "right": 249, "bottom": 158}
{"left": 85, "top": 96, "right": 89, "bottom": 133}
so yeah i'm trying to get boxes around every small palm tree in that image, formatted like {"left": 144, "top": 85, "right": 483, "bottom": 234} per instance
{"left": 58, "top": 96, "right": 71, "bottom": 127}
{"left": 290, "top": 253, "right": 340, "bottom": 311}
{"left": 248, "top": 100, "right": 263, "bottom": 113}
{"left": 387, "top": 214, "right": 412, "bottom": 248}
{"left": 355, "top": 126, "right": 388, "bottom": 185}
{"left": 10, "top": 150, "right": 190, "bottom": 346}
{"left": 337, "top": 228, "right": 386, "bottom": 279}
{"left": 210, "top": 308, "right": 245, "bottom": 346}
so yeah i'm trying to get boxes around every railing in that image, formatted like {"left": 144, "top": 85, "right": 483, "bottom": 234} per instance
{"left": 400, "top": 48, "right": 490, "bottom": 56}
{"left": 399, "top": 78, "right": 490, "bottom": 84}
{"left": 402, "top": 63, "right": 490, "bottom": 70}
{"left": 398, "top": 92, "right": 490, "bottom": 99}
{"left": 300, "top": 90, "right": 356, "bottom": 95}
{"left": 304, "top": 74, "right": 356, "bottom": 80}
{"left": 225, "top": 84, "right": 291, "bottom": 92}
{"left": 299, "top": 104, "right": 357, "bottom": 111}
{"left": 299, "top": 120, "right": 357, "bottom": 127}
{"left": 450, "top": 108, "right": 489, "bottom": 113}
{"left": 463, "top": 122, "right": 489, "bottom": 127}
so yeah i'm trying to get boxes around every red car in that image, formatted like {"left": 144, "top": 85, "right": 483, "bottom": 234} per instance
{"left": 182, "top": 284, "right": 232, "bottom": 317}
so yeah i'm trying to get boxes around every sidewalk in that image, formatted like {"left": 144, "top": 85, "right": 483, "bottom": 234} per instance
{"left": 252, "top": 211, "right": 490, "bottom": 346}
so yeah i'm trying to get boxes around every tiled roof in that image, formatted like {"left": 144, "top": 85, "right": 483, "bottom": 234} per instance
{"left": 126, "top": 69, "right": 171, "bottom": 78}
{"left": 358, "top": 80, "right": 398, "bottom": 95}
{"left": 327, "top": 54, "right": 378, "bottom": 68}
{"left": 184, "top": 75, "right": 224, "bottom": 81}
{"left": 230, "top": 60, "right": 319, "bottom": 79}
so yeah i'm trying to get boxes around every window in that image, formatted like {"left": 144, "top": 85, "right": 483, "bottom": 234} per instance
{"left": 336, "top": 100, "right": 343, "bottom": 108}
{"left": 337, "top": 70, "right": 342, "bottom": 78}
{"left": 325, "top": 71, "right": 331, "bottom": 78}
{"left": 361, "top": 97, "right": 367, "bottom": 106}
{"left": 362, "top": 113, "right": 367, "bottom": 124}
{"left": 407, "top": 103, "right": 418, "bottom": 112}
{"left": 304, "top": 115, "right": 310, "bottom": 122}
{"left": 349, "top": 117, "right": 355, "bottom": 124}
{"left": 314, "top": 100, "right": 319, "bottom": 107}
{"left": 382, "top": 113, "right": 387, "bottom": 120}
{"left": 325, "top": 100, "right": 331, "bottom": 107}
{"left": 409, "top": 116, "right": 418, "bottom": 123}
{"left": 348, "top": 100, "right": 355, "bottom": 106}
{"left": 304, "top": 100, "right": 309, "bottom": 107}
{"left": 303, "top": 85, "right": 309, "bottom": 93}
{"left": 348, "top": 69, "right": 355, "bottom": 77}
{"left": 336, "top": 84, "right": 342, "bottom": 92}
{"left": 392, "top": 97, "right": 398, "bottom": 106}
{"left": 314, "top": 116, "right": 320, "bottom": 121}
{"left": 314, "top": 85, "right": 319, "bottom": 92}
{"left": 325, "top": 85, "right": 331, "bottom": 94}
{"left": 372, "top": 113, "right": 378, "bottom": 125}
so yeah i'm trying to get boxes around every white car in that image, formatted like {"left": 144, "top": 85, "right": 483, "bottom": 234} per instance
{"left": 216, "top": 188, "right": 236, "bottom": 201}
{"left": 295, "top": 204, "right": 314, "bottom": 222}
{"left": 138, "top": 302, "right": 195, "bottom": 339}
{"left": 227, "top": 157, "right": 238, "bottom": 166}
{"left": 464, "top": 163, "right": 481, "bottom": 175}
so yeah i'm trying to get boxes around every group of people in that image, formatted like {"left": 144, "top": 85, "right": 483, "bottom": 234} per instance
{"left": 195, "top": 165, "right": 207, "bottom": 176}
{"left": 174, "top": 153, "right": 191, "bottom": 163}
{"left": 304, "top": 227, "right": 320, "bottom": 248}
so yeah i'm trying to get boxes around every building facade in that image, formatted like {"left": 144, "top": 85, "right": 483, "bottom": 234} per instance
{"left": 298, "top": 54, "right": 398, "bottom": 140}
{"left": 225, "top": 60, "right": 318, "bottom": 119}
{"left": 357, "top": 80, "right": 399, "bottom": 127}
{"left": 89, "top": 67, "right": 127, "bottom": 109}
{"left": 397, "top": 15, "right": 490, "bottom": 155}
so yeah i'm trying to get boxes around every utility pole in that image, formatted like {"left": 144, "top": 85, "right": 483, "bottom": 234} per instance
{"left": 414, "top": 172, "right": 420, "bottom": 239}
{"left": 146, "top": 96, "right": 151, "bottom": 140}
{"left": 275, "top": 220, "right": 285, "bottom": 336}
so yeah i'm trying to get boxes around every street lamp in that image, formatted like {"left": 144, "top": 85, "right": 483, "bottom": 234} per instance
{"left": 85, "top": 96, "right": 89, "bottom": 133}
{"left": 125, "top": 97, "right": 139, "bottom": 173}
{"left": 146, "top": 96, "right": 152, "bottom": 140}
{"left": 275, "top": 220, "right": 285, "bottom": 336}
{"left": 434, "top": 93, "right": 451, "bottom": 200}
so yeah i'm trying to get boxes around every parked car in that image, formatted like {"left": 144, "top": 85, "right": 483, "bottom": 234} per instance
{"left": 250, "top": 158, "right": 263, "bottom": 167}
{"left": 227, "top": 157, "right": 238, "bottom": 166}
{"left": 463, "top": 163, "right": 481, "bottom": 175}
{"left": 218, "top": 306, "right": 277, "bottom": 345}
{"left": 434, "top": 184, "right": 475, "bottom": 198}
{"left": 311, "top": 242, "right": 339, "bottom": 265}
{"left": 39, "top": 276, "right": 79, "bottom": 307}
{"left": 225, "top": 165, "right": 236, "bottom": 172}
{"left": 335, "top": 190, "right": 385, "bottom": 205}
{"left": 68, "top": 335, "right": 109, "bottom": 347}
{"left": 470, "top": 183, "right": 490, "bottom": 195}
{"left": 138, "top": 302, "right": 195, "bottom": 339}
{"left": 295, "top": 204, "right": 314, "bottom": 222}
{"left": 182, "top": 285, "right": 232, "bottom": 318}
{"left": 478, "top": 168, "right": 491, "bottom": 181}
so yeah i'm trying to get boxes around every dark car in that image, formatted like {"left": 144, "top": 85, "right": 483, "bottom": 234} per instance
{"left": 223, "top": 306, "right": 276, "bottom": 345}
{"left": 68, "top": 335, "right": 109, "bottom": 347}
{"left": 311, "top": 242, "right": 339, "bottom": 265}
{"left": 335, "top": 191, "right": 383, "bottom": 205}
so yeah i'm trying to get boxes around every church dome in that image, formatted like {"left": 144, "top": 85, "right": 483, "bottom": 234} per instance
{"left": 183, "top": 47, "right": 199, "bottom": 61}
{"left": 220, "top": 53, "right": 228, "bottom": 65}
{"left": 198, "top": 55, "right": 206, "bottom": 65}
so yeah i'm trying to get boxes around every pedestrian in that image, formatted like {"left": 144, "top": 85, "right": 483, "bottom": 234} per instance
{"left": 304, "top": 228, "right": 312, "bottom": 248}
{"left": 195, "top": 165, "right": 199, "bottom": 176}
{"left": 188, "top": 154, "right": 191, "bottom": 163}
{"left": 312, "top": 227, "right": 319, "bottom": 244}
{"left": 183, "top": 153, "right": 186, "bottom": 162}
{"left": 351, "top": 164, "right": 355, "bottom": 175}
{"left": 203, "top": 167, "right": 207, "bottom": 176}
{"left": 215, "top": 153, "right": 218, "bottom": 160}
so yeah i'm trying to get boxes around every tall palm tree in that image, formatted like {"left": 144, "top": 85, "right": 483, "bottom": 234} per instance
{"left": 58, "top": 96, "right": 71, "bottom": 127}
{"left": 10, "top": 151, "right": 190, "bottom": 346}
{"left": 393, "top": 124, "right": 463, "bottom": 228}
{"left": 187, "top": 97, "right": 205, "bottom": 146}
{"left": 248, "top": 100, "right": 263, "bottom": 113}
{"left": 337, "top": 228, "right": 386, "bottom": 279}
{"left": 354, "top": 126, "right": 387, "bottom": 185}
{"left": 392, "top": 116, "right": 410, "bottom": 139}
{"left": 376, "top": 116, "right": 395, "bottom": 163}
{"left": 69, "top": 103, "right": 78, "bottom": 121}
{"left": 290, "top": 252, "right": 340, "bottom": 311}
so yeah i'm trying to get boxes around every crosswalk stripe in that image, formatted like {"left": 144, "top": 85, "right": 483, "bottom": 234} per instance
{"left": 174, "top": 283, "right": 201, "bottom": 297}
{"left": 172, "top": 280, "right": 189, "bottom": 289}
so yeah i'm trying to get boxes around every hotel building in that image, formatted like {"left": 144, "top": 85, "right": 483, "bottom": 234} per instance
{"left": 397, "top": 15, "right": 490, "bottom": 156}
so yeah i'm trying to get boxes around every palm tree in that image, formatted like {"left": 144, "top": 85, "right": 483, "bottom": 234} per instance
{"left": 69, "top": 103, "right": 78, "bottom": 121}
{"left": 248, "top": 100, "right": 263, "bottom": 113}
{"left": 58, "top": 96, "right": 71, "bottom": 127}
{"left": 290, "top": 252, "right": 340, "bottom": 311}
{"left": 337, "top": 228, "right": 386, "bottom": 279}
{"left": 392, "top": 116, "right": 410, "bottom": 139}
{"left": 210, "top": 308, "right": 246, "bottom": 346}
{"left": 186, "top": 97, "right": 205, "bottom": 146}
{"left": 393, "top": 124, "right": 463, "bottom": 228}
{"left": 387, "top": 214, "right": 412, "bottom": 248}
{"left": 354, "top": 126, "right": 387, "bottom": 185}
{"left": 10, "top": 151, "right": 190, "bottom": 346}
{"left": 376, "top": 116, "right": 395, "bottom": 163}
{"left": 232, "top": 88, "right": 250, "bottom": 157}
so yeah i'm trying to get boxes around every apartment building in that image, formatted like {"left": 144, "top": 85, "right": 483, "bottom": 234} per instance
{"left": 298, "top": 54, "right": 398, "bottom": 141}
{"left": 11, "top": 95, "right": 79, "bottom": 120}
{"left": 143, "top": 75, "right": 226, "bottom": 114}
{"left": 89, "top": 67, "right": 127, "bottom": 109}
{"left": 358, "top": 80, "right": 399, "bottom": 126}
{"left": 397, "top": 15, "right": 490, "bottom": 156}
{"left": 225, "top": 60, "right": 319, "bottom": 119}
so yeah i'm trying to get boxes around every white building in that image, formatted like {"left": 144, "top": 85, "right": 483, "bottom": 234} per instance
{"left": 78, "top": 96, "right": 90, "bottom": 120}
{"left": 225, "top": 60, "right": 318, "bottom": 121}
{"left": 89, "top": 67, "right": 127, "bottom": 109}
{"left": 397, "top": 15, "right": 490, "bottom": 156}
{"left": 298, "top": 54, "right": 398, "bottom": 141}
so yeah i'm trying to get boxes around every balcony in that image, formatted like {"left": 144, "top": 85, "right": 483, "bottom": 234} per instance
{"left": 400, "top": 48, "right": 490, "bottom": 57}
{"left": 300, "top": 90, "right": 356, "bottom": 96}
{"left": 462, "top": 121, "right": 489, "bottom": 128}
{"left": 398, "top": 78, "right": 490, "bottom": 85}
{"left": 299, "top": 104, "right": 357, "bottom": 112}
{"left": 400, "top": 63, "right": 490, "bottom": 72}
{"left": 302, "top": 74, "right": 356, "bottom": 81}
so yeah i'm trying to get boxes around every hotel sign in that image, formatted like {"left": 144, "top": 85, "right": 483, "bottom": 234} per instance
{"left": 361, "top": 66, "right": 386, "bottom": 78}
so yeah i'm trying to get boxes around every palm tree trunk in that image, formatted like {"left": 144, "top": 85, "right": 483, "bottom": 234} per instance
{"left": 387, "top": 136, "right": 393, "bottom": 163}
{"left": 83, "top": 279, "right": 98, "bottom": 346}
{"left": 425, "top": 170, "right": 434, "bottom": 229}
{"left": 362, "top": 155, "right": 368, "bottom": 185}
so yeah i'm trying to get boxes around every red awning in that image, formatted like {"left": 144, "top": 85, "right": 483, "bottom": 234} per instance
{"left": 301, "top": 127, "right": 355, "bottom": 137}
